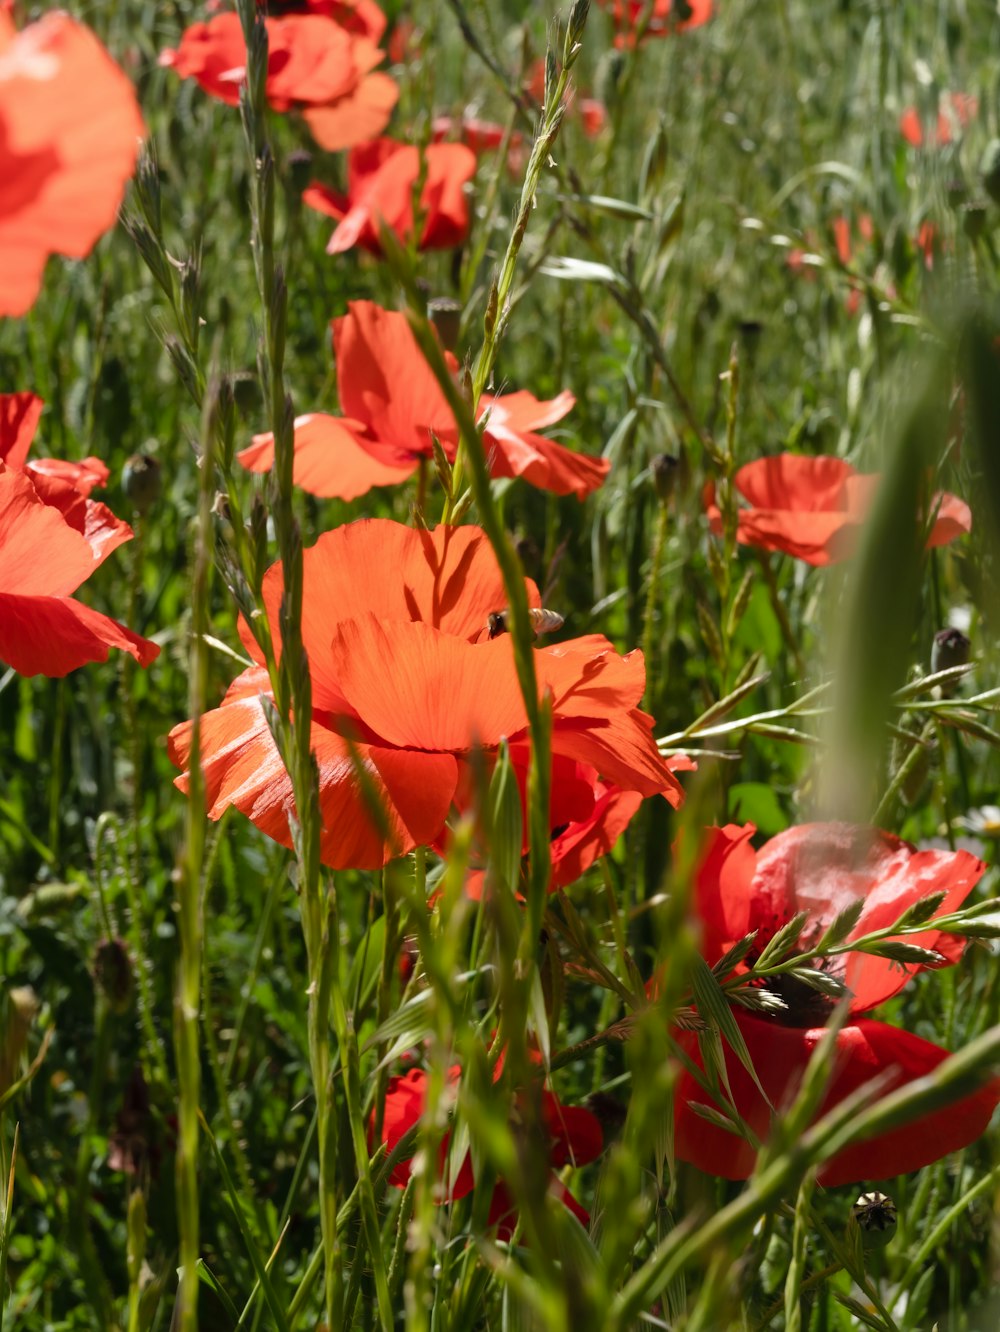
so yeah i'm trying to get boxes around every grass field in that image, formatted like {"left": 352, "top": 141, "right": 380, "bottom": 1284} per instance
{"left": 3, "top": 0, "right": 1000, "bottom": 1328}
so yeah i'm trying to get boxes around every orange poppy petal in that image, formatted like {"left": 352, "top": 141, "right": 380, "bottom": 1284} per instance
{"left": 168, "top": 695, "right": 458, "bottom": 869}
{"left": 25, "top": 454, "right": 109, "bottom": 497}
{"left": 259, "top": 521, "right": 540, "bottom": 687}
{"left": 927, "top": 491, "right": 972, "bottom": 547}
{"left": 324, "top": 139, "right": 475, "bottom": 254}
{"left": 0, "top": 392, "right": 43, "bottom": 468}
{"left": 302, "top": 181, "right": 348, "bottom": 220}
{"left": 237, "top": 412, "right": 415, "bottom": 500}
{"left": 332, "top": 301, "right": 459, "bottom": 456}
{"left": 485, "top": 423, "right": 610, "bottom": 499}
{"left": 303, "top": 70, "right": 398, "bottom": 151}
{"left": 0, "top": 591, "right": 159, "bottom": 677}
{"left": 482, "top": 389, "right": 575, "bottom": 433}
{"left": 0, "top": 13, "right": 144, "bottom": 317}
{"left": 0, "top": 466, "right": 103, "bottom": 596}
{"left": 329, "top": 614, "right": 529, "bottom": 751}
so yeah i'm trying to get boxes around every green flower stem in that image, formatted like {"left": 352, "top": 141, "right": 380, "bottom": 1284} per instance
{"left": 235, "top": 4, "right": 349, "bottom": 1325}
{"left": 173, "top": 373, "right": 217, "bottom": 1332}
{"left": 445, "top": 2, "right": 591, "bottom": 520}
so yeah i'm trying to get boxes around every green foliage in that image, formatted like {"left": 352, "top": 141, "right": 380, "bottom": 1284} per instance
{"left": 3, "top": 0, "right": 1000, "bottom": 1328}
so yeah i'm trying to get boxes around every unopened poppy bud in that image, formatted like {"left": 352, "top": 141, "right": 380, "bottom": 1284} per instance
{"left": 428, "top": 297, "right": 463, "bottom": 352}
{"left": 849, "top": 1190, "right": 897, "bottom": 1251}
{"left": 286, "top": 148, "right": 313, "bottom": 196}
{"left": 932, "top": 626, "right": 970, "bottom": 675}
{"left": 232, "top": 372, "right": 260, "bottom": 420}
{"left": 94, "top": 938, "right": 134, "bottom": 1015}
{"left": 946, "top": 178, "right": 969, "bottom": 211}
{"left": 979, "top": 140, "right": 1000, "bottom": 205}
{"left": 122, "top": 454, "right": 161, "bottom": 515}
{"left": 651, "top": 453, "right": 679, "bottom": 503}
{"left": 962, "top": 201, "right": 988, "bottom": 241}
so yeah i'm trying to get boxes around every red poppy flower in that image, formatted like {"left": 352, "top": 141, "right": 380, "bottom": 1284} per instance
{"left": 237, "top": 302, "right": 609, "bottom": 500}
{"left": 900, "top": 92, "right": 978, "bottom": 148}
{"left": 0, "top": 11, "right": 145, "bottom": 318}
{"left": 159, "top": 12, "right": 397, "bottom": 152}
{"left": 703, "top": 454, "right": 971, "bottom": 566}
{"left": 457, "top": 747, "right": 694, "bottom": 900}
{"left": 377, "top": 1063, "right": 602, "bottom": 1234}
{"left": 168, "top": 520, "right": 681, "bottom": 870}
{"left": 303, "top": 137, "right": 475, "bottom": 253}
{"left": 674, "top": 822, "right": 998, "bottom": 1184}
{"left": 252, "top": 0, "right": 386, "bottom": 41}
{"left": 599, "top": 0, "right": 713, "bottom": 46}
{"left": 0, "top": 391, "right": 132, "bottom": 562}
{"left": 0, "top": 466, "right": 159, "bottom": 678}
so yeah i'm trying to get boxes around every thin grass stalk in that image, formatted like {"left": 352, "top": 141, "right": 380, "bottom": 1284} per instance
{"left": 235, "top": 3, "right": 342, "bottom": 1322}
{"left": 445, "top": 0, "right": 591, "bottom": 518}
{"left": 0, "top": 1125, "right": 18, "bottom": 1332}
{"left": 173, "top": 366, "right": 217, "bottom": 1331}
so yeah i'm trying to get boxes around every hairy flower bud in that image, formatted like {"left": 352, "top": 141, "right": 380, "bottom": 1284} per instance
{"left": 94, "top": 937, "right": 134, "bottom": 1015}
{"left": 122, "top": 453, "right": 161, "bottom": 515}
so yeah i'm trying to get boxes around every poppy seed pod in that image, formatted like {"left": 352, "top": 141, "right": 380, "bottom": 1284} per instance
{"left": 849, "top": 1191, "right": 897, "bottom": 1251}
{"left": 931, "top": 626, "right": 971, "bottom": 676}
{"left": 122, "top": 454, "right": 161, "bottom": 515}
{"left": 651, "top": 453, "right": 679, "bottom": 503}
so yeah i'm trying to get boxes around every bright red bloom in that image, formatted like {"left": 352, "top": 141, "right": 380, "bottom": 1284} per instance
{"left": 252, "top": 0, "right": 386, "bottom": 41}
{"left": 159, "top": 12, "right": 397, "bottom": 151}
{"left": 168, "top": 520, "right": 681, "bottom": 870}
{"left": 704, "top": 454, "right": 971, "bottom": 566}
{"left": 900, "top": 92, "right": 978, "bottom": 148}
{"left": 377, "top": 1063, "right": 602, "bottom": 1234}
{"left": 458, "top": 748, "right": 694, "bottom": 900}
{"left": 236, "top": 301, "right": 610, "bottom": 500}
{"left": 0, "top": 11, "right": 145, "bottom": 318}
{"left": 0, "top": 392, "right": 131, "bottom": 562}
{"left": 303, "top": 137, "right": 475, "bottom": 253}
{"left": 674, "top": 822, "right": 998, "bottom": 1185}
{"left": 0, "top": 466, "right": 159, "bottom": 677}
{"left": 599, "top": 0, "right": 713, "bottom": 46}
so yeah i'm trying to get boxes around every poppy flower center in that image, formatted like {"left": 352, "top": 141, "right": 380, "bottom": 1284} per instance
{"left": 763, "top": 971, "right": 837, "bottom": 1028}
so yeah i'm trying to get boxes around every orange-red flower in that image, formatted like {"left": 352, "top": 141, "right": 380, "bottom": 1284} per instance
{"left": 673, "top": 823, "right": 997, "bottom": 1184}
{"left": 900, "top": 92, "right": 978, "bottom": 148}
{"left": 599, "top": 0, "right": 713, "bottom": 46}
{"left": 250, "top": 0, "right": 386, "bottom": 41}
{"left": 0, "top": 392, "right": 131, "bottom": 562}
{"left": 303, "top": 138, "right": 475, "bottom": 253}
{"left": 168, "top": 520, "right": 681, "bottom": 870}
{"left": 377, "top": 1063, "right": 602, "bottom": 1234}
{"left": 237, "top": 301, "right": 610, "bottom": 500}
{"left": 704, "top": 454, "right": 971, "bottom": 566}
{"left": 0, "top": 11, "right": 144, "bottom": 318}
{"left": 159, "top": 12, "right": 397, "bottom": 151}
{"left": 0, "top": 466, "right": 159, "bottom": 678}
{"left": 458, "top": 748, "right": 694, "bottom": 900}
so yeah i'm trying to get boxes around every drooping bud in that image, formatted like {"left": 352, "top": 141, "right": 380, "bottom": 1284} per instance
{"left": 94, "top": 938, "right": 134, "bottom": 1015}
{"left": 427, "top": 297, "right": 463, "bottom": 353}
{"left": 931, "top": 626, "right": 971, "bottom": 675}
{"left": 122, "top": 454, "right": 161, "bottom": 516}
{"left": 651, "top": 453, "right": 679, "bottom": 504}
